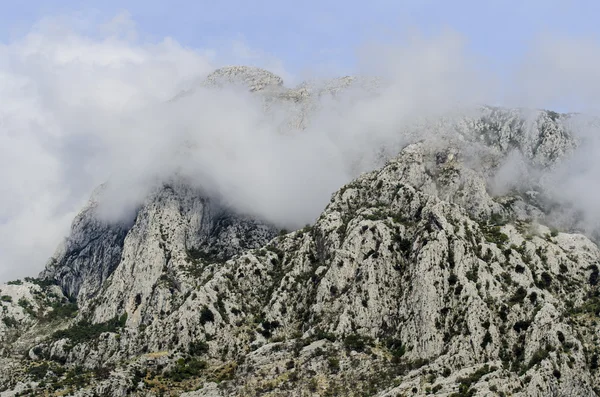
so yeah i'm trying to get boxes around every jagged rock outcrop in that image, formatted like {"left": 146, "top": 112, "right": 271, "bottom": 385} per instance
{"left": 172, "top": 66, "right": 284, "bottom": 101}
{"left": 203, "top": 66, "right": 284, "bottom": 92}
{"left": 460, "top": 106, "right": 577, "bottom": 167}
{"left": 39, "top": 199, "right": 129, "bottom": 302}
{"left": 1, "top": 68, "right": 599, "bottom": 397}
{"left": 42, "top": 182, "right": 277, "bottom": 312}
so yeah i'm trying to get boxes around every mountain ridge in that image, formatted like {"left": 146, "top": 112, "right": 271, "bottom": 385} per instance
{"left": 0, "top": 67, "right": 599, "bottom": 396}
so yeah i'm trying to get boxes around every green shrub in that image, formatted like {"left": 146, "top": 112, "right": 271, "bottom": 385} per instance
{"left": 490, "top": 212, "right": 505, "bottom": 226}
{"left": 448, "top": 273, "right": 458, "bottom": 285}
{"left": 483, "top": 226, "right": 509, "bottom": 246}
{"left": 589, "top": 265, "right": 599, "bottom": 286}
{"left": 200, "top": 306, "right": 215, "bottom": 325}
{"left": 308, "top": 377, "right": 318, "bottom": 392}
{"left": 553, "top": 369, "right": 561, "bottom": 379}
{"left": 93, "top": 366, "right": 113, "bottom": 380}
{"left": 313, "top": 328, "right": 336, "bottom": 342}
{"left": 328, "top": 357, "right": 340, "bottom": 372}
{"left": 187, "top": 248, "right": 224, "bottom": 264}
{"left": 27, "top": 363, "right": 49, "bottom": 380}
{"left": 454, "top": 284, "right": 463, "bottom": 296}
{"left": 570, "top": 295, "right": 600, "bottom": 316}
{"left": 466, "top": 268, "right": 478, "bottom": 282}
{"left": 165, "top": 357, "right": 207, "bottom": 381}
{"left": 52, "top": 314, "right": 127, "bottom": 344}
{"left": 384, "top": 337, "right": 406, "bottom": 361}
{"left": 2, "top": 316, "right": 18, "bottom": 328}
{"left": 18, "top": 298, "right": 37, "bottom": 317}
{"left": 216, "top": 294, "right": 229, "bottom": 324}
{"left": 510, "top": 287, "right": 527, "bottom": 304}
{"left": 527, "top": 348, "right": 549, "bottom": 369}
{"left": 481, "top": 331, "right": 492, "bottom": 348}
{"left": 42, "top": 302, "right": 78, "bottom": 323}
{"left": 536, "top": 272, "right": 552, "bottom": 289}
{"left": 450, "top": 365, "right": 494, "bottom": 397}
{"left": 62, "top": 366, "right": 88, "bottom": 388}
{"left": 515, "top": 265, "right": 525, "bottom": 273}
{"left": 513, "top": 320, "right": 531, "bottom": 333}
{"left": 25, "top": 277, "right": 58, "bottom": 288}
{"left": 259, "top": 320, "right": 280, "bottom": 338}
{"left": 529, "top": 292, "right": 538, "bottom": 305}
{"left": 396, "top": 236, "right": 412, "bottom": 253}
{"left": 343, "top": 334, "right": 373, "bottom": 352}
{"left": 590, "top": 354, "right": 598, "bottom": 370}
{"left": 189, "top": 340, "right": 209, "bottom": 356}
{"left": 0, "top": 295, "right": 12, "bottom": 302}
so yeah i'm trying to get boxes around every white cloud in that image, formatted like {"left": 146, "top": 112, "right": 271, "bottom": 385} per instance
{"left": 0, "top": 16, "right": 492, "bottom": 282}
{"left": 2, "top": 13, "right": 600, "bottom": 283}
{"left": 512, "top": 34, "right": 600, "bottom": 112}
{"left": 0, "top": 15, "right": 215, "bottom": 282}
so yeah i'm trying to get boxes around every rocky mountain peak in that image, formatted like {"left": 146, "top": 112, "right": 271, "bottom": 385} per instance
{"left": 1, "top": 67, "right": 599, "bottom": 397}
{"left": 39, "top": 182, "right": 278, "bottom": 306}
{"left": 203, "top": 66, "right": 285, "bottom": 92}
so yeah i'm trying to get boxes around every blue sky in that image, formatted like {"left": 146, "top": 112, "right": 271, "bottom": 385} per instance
{"left": 2, "top": 0, "right": 599, "bottom": 76}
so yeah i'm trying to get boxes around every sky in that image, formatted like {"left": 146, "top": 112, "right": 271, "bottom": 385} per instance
{"left": 1, "top": 0, "right": 600, "bottom": 282}
{"left": 2, "top": 1, "right": 600, "bottom": 77}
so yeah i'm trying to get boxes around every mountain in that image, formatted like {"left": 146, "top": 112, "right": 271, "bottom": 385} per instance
{"left": 0, "top": 67, "right": 599, "bottom": 397}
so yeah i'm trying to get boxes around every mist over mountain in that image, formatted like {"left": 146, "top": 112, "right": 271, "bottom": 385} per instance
{"left": 1, "top": 9, "right": 600, "bottom": 397}
{"left": 2, "top": 15, "right": 600, "bottom": 283}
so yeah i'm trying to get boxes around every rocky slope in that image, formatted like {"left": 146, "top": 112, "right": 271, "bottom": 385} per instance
{"left": 1, "top": 67, "right": 599, "bottom": 397}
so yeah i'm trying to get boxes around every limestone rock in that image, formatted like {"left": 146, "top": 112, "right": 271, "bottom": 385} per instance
{"left": 1, "top": 67, "right": 599, "bottom": 397}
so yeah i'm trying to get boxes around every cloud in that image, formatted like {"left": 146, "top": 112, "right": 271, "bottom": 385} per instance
{"left": 0, "top": 15, "right": 494, "bottom": 282}
{"left": 513, "top": 34, "right": 600, "bottom": 112}
{"left": 2, "top": 12, "right": 600, "bottom": 283}
{"left": 540, "top": 115, "right": 600, "bottom": 235}
{"left": 93, "top": 30, "right": 496, "bottom": 226}
{"left": 0, "top": 13, "right": 216, "bottom": 282}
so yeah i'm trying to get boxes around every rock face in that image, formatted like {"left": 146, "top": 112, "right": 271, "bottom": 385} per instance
{"left": 1, "top": 67, "right": 599, "bottom": 397}
{"left": 203, "top": 66, "right": 284, "bottom": 92}
{"left": 39, "top": 198, "right": 130, "bottom": 301}
{"left": 173, "top": 66, "right": 284, "bottom": 101}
